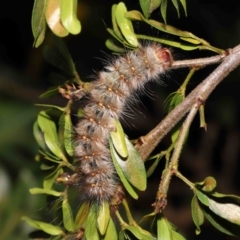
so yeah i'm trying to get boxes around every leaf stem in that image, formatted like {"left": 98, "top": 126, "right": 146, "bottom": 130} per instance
{"left": 153, "top": 103, "right": 200, "bottom": 213}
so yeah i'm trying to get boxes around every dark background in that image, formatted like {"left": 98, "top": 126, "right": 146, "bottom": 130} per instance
{"left": 1, "top": 0, "right": 240, "bottom": 239}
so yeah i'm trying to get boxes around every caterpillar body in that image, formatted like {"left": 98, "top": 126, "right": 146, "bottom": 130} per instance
{"left": 70, "top": 43, "right": 173, "bottom": 205}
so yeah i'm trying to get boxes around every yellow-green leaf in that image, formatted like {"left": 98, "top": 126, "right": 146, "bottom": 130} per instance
{"left": 110, "top": 119, "right": 128, "bottom": 159}
{"left": 31, "top": 0, "right": 47, "bottom": 47}
{"left": 22, "top": 217, "right": 63, "bottom": 236}
{"left": 103, "top": 217, "right": 118, "bottom": 240}
{"left": 85, "top": 204, "right": 100, "bottom": 240}
{"left": 64, "top": 113, "right": 74, "bottom": 156}
{"left": 29, "top": 188, "right": 62, "bottom": 196}
{"left": 37, "top": 111, "right": 63, "bottom": 159}
{"left": 117, "top": 137, "right": 147, "bottom": 191}
{"left": 60, "top": 0, "right": 81, "bottom": 35}
{"left": 62, "top": 199, "right": 75, "bottom": 232}
{"left": 75, "top": 202, "right": 90, "bottom": 229}
{"left": 97, "top": 201, "right": 110, "bottom": 235}
{"left": 43, "top": 167, "right": 63, "bottom": 189}
{"left": 160, "top": 0, "right": 168, "bottom": 24}
{"left": 115, "top": 2, "right": 138, "bottom": 47}
{"left": 105, "top": 39, "right": 126, "bottom": 53}
{"left": 191, "top": 195, "right": 204, "bottom": 235}
{"left": 110, "top": 138, "right": 138, "bottom": 199}
{"left": 45, "top": 0, "right": 69, "bottom": 37}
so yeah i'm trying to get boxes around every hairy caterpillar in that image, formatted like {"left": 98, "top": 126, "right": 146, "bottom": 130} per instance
{"left": 68, "top": 43, "right": 173, "bottom": 204}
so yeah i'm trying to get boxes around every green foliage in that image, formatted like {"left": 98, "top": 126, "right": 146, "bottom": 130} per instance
{"left": 24, "top": 0, "right": 240, "bottom": 239}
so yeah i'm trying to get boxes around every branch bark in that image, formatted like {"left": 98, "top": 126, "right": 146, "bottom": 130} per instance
{"left": 136, "top": 44, "right": 240, "bottom": 161}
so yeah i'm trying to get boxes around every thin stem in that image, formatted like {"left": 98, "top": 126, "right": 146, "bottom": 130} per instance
{"left": 122, "top": 199, "right": 136, "bottom": 225}
{"left": 153, "top": 104, "right": 199, "bottom": 213}
{"left": 172, "top": 53, "right": 226, "bottom": 69}
{"left": 175, "top": 171, "right": 195, "bottom": 189}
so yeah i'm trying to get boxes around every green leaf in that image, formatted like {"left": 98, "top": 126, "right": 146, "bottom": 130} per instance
{"left": 85, "top": 204, "right": 100, "bottom": 240}
{"left": 64, "top": 113, "right": 74, "bottom": 156}
{"left": 160, "top": 0, "right": 168, "bottom": 24}
{"left": 31, "top": 0, "right": 47, "bottom": 47}
{"left": 43, "top": 167, "right": 63, "bottom": 190}
{"left": 33, "top": 120, "right": 48, "bottom": 151}
{"left": 111, "top": 4, "right": 125, "bottom": 42}
{"left": 115, "top": 2, "right": 138, "bottom": 47}
{"left": 105, "top": 39, "right": 126, "bottom": 53}
{"left": 62, "top": 199, "right": 75, "bottom": 232}
{"left": 53, "top": 35, "right": 76, "bottom": 74}
{"left": 157, "top": 216, "right": 172, "bottom": 240}
{"left": 191, "top": 195, "right": 204, "bottom": 235}
{"left": 75, "top": 202, "right": 90, "bottom": 229}
{"left": 180, "top": 37, "right": 200, "bottom": 44}
{"left": 60, "top": 0, "right": 81, "bottom": 34}
{"left": 35, "top": 104, "right": 65, "bottom": 111}
{"left": 178, "top": 0, "right": 187, "bottom": 16}
{"left": 45, "top": 0, "right": 69, "bottom": 37}
{"left": 43, "top": 45, "right": 73, "bottom": 76}
{"left": 37, "top": 111, "right": 63, "bottom": 159}
{"left": 39, "top": 86, "right": 60, "bottom": 99}
{"left": 29, "top": 188, "right": 62, "bottom": 197}
{"left": 117, "top": 137, "right": 147, "bottom": 191}
{"left": 195, "top": 190, "right": 209, "bottom": 206}
{"left": 22, "top": 217, "right": 64, "bottom": 236}
{"left": 208, "top": 198, "right": 240, "bottom": 225}
{"left": 172, "top": 230, "right": 186, "bottom": 240}
{"left": 110, "top": 138, "right": 138, "bottom": 199}
{"left": 195, "top": 176, "right": 217, "bottom": 192}
{"left": 97, "top": 201, "right": 110, "bottom": 235}
{"left": 147, "top": 154, "right": 163, "bottom": 177}
{"left": 110, "top": 119, "right": 128, "bottom": 159}
{"left": 125, "top": 225, "right": 143, "bottom": 239}
{"left": 172, "top": 0, "right": 180, "bottom": 18}
{"left": 139, "top": 0, "right": 161, "bottom": 18}
{"left": 103, "top": 217, "right": 118, "bottom": 240}
{"left": 200, "top": 202, "right": 240, "bottom": 236}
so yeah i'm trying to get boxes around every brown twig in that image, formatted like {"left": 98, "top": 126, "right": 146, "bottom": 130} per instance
{"left": 136, "top": 44, "right": 240, "bottom": 161}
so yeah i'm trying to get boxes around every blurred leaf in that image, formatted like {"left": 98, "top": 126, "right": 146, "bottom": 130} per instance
{"left": 140, "top": 0, "right": 161, "bottom": 18}
{"left": 97, "top": 201, "right": 110, "bottom": 235}
{"left": 179, "top": 0, "right": 187, "bottom": 16}
{"left": 103, "top": 217, "right": 118, "bottom": 240}
{"left": 160, "top": 0, "right": 168, "bottom": 24}
{"left": 29, "top": 188, "right": 62, "bottom": 196}
{"left": 37, "top": 111, "right": 63, "bottom": 159}
{"left": 125, "top": 225, "right": 143, "bottom": 239}
{"left": 110, "top": 119, "right": 128, "bottom": 159}
{"left": 35, "top": 104, "right": 65, "bottom": 111}
{"left": 22, "top": 217, "right": 64, "bottom": 236}
{"left": 147, "top": 154, "right": 163, "bottom": 177}
{"left": 62, "top": 199, "right": 75, "bottom": 232}
{"left": 31, "top": 0, "right": 47, "bottom": 47}
{"left": 191, "top": 195, "right": 204, "bottom": 234}
{"left": 157, "top": 216, "right": 172, "bottom": 239}
{"left": 115, "top": 2, "right": 138, "bottom": 47}
{"left": 64, "top": 113, "right": 74, "bottom": 156}
{"left": 111, "top": 4, "right": 125, "bottom": 41}
{"left": 43, "top": 167, "right": 63, "bottom": 189}
{"left": 172, "top": 0, "right": 180, "bottom": 18}
{"left": 33, "top": 120, "right": 48, "bottom": 151}
{"left": 75, "top": 202, "right": 90, "bottom": 229}
{"left": 43, "top": 46, "right": 73, "bottom": 76}
{"left": 45, "top": 0, "right": 69, "bottom": 37}
{"left": 60, "top": 0, "right": 81, "bottom": 34}
{"left": 53, "top": 36, "right": 76, "bottom": 74}
{"left": 39, "top": 86, "right": 60, "bottom": 99}
{"left": 110, "top": 138, "right": 138, "bottom": 199}
{"left": 105, "top": 39, "right": 126, "bottom": 53}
